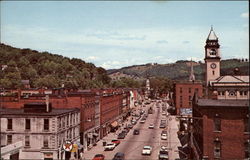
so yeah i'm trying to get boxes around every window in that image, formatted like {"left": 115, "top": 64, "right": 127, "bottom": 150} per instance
{"left": 58, "top": 118, "right": 61, "bottom": 128}
{"left": 43, "top": 136, "right": 49, "bottom": 148}
{"left": 244, "top": 91, "right": 248, "bottom": 96}
{"left": 44, "top": 119, "right": 49, "bottom": 131}
{"left": 189, "top": 88, "right": 191, "bottom": 93}
{"left": 228, "top": 91, "right": 236, "bottom": 96}
{"left": 7, "top": 135, "right": 12, "bottom": 144}
{"left": 25, "top": 119, "right": 31, "bottom": 130}
{"left": 25, "top": 136, "right": 30, "bottom": 147}
{"left": 244, "top": 115, "right": 249, "bottom": 133}
{"left": 195, "top": 88, "right": 199, "bottom": 93}
{"left": 214, "top": 115, "right": 221, "bottom": 131}
{"left": 240, "top": 91, "right": 243, "bottom": 96}
{"left": 7, "top": 119, "right": 12, "bottom": 130}
{"left": 214, "top": 139, "right": 221, "bottom": 158}
{"left": 221, "top": 91, "right": 225, "bottom": 96}
{"left": 212, "top": 71, "right": 215, "bottom": 75}
{"left": 244, "top": 140, "right": 250, "bottom": 158}
{"left": 180, "top": 88, "right": 182, "bottom": 94}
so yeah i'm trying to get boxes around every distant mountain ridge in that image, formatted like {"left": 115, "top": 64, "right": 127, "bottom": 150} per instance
{"left": 108, "top": 59, "right": 249, "bottom": 81}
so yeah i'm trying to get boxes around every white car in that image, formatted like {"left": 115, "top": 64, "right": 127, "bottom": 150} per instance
{"left": 140, "top": 120, "right": 146, "bottom": 123}
{"left": 142, "top": 146, "right": 152, "bottom": 155}
{"left": 104, "top": 142, "right": 116, "bottom": 151}
{"left": 161, "top": 133, "right": 167, "bottom": 140}
{"left": 148, "top": 124, "right": 154, "bottom": 129}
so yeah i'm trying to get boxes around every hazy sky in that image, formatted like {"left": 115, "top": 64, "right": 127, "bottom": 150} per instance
{"left": 1, "top": 1, "right": 249, "bottom": 69}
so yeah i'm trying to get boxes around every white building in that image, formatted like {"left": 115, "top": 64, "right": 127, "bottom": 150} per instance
{"left": 0, "top": 102, "right": 80, "bottom": 160}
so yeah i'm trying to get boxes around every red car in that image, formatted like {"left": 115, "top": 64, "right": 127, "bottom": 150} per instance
{"left": 92, "top": 154, "right": 105, "bottom": 160}
{"left": 111, "top": 139, "right": 121, "bottom": 146}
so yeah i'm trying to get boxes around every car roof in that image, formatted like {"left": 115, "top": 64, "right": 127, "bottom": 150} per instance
{"left": 143, "top": 146, "right": 151, "bottom": 148}
{"left": 115, "top": 152, "right": 125, "bottom": 156}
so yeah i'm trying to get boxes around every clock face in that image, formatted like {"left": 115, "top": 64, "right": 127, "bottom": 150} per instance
{"left": 210, "top": 63, "right": 217, "bottom": 69}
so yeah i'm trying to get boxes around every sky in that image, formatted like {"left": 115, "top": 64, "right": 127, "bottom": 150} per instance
{"left": 1, "top": 1, "right": 249, "bottom": 69}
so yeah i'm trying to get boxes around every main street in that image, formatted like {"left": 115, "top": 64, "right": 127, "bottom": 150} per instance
{"left": 82, "top": 101, "right": 181, "bottom": 160}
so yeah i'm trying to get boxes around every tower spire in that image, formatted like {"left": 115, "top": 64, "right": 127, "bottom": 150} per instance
{"left": 189, "top": 58, "right": 195, "bottom": 82}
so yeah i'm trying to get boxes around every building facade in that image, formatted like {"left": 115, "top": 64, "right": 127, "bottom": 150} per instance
{"left": 0, "top": 103, "right": 80, "bottom": 160}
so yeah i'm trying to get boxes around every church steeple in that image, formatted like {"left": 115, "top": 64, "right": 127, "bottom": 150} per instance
{"left": 189, "top": 59, "right": 195, "bottom": 82}
{"left": 207, "top": 26, "right": 218, "bottom": 41}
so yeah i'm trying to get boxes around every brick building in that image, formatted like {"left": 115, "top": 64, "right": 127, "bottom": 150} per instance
{"left": 174, "top": 81, "right": 203, "bottom": 116}
{"left": 192, "top": 97, "right": 249, "bottom": 159}
{"left": 189, "top": 27, "right": 250, "bottom": 160}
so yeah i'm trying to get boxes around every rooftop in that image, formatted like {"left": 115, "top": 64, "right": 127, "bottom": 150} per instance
{"left": 0, "top": 107, "right": 79, "bottom": 116}
{"left": 196, "top": 99, "right": 249, "bottom": 108}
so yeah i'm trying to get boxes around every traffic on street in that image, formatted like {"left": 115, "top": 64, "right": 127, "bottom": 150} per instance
{"left": 82, "top": 100, "right": 182, "bottom": 160}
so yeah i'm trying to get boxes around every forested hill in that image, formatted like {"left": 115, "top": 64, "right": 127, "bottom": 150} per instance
{"left": 0, "top": 43, "right": 110, "bottom": 89}
{"left": 108, "top": 59, "right": 249, "bottom": 81}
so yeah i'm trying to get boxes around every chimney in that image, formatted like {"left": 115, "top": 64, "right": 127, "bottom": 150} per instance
{"left": 45, "top": 95, "right": 49, "bottom": 112}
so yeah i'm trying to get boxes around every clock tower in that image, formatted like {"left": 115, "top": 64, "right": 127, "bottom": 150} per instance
{"left": 205, "top": 26, "right": 221, "bottom": 86}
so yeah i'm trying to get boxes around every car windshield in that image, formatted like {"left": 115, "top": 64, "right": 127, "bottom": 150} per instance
{"left": 95, "top": 154, "right": 104, "bottom": 157}
{"left": 144, "top": 146, "right": 151, "bottom": 149}
{"left": 160, "top": 150, "right": 168, "bottom": 154}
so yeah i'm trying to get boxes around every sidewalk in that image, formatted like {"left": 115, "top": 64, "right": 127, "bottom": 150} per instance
{"left": 169, "top": 115, "right": 181, "bottom": 160}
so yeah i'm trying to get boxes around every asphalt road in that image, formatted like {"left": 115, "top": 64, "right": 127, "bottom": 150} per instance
{"left": 83, "top": 101, "right": 179, "bottom": 160}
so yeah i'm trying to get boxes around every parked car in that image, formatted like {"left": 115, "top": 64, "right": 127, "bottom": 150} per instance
{"left": 128, "top": 124, "right": 133, "bottom": 129}
{"left": 112, "top": 152, "right": 125, "bottom": 160}
{"left": 142, "top": 146, "right": 152, "bottom": 155}
{"left": 111, "top": 139, "right": 121, "bottom": 146}
{"left": 92, "top": 154, "right": 105, "bottom": 160}
{"left": 117, "top": 133, "right": 126, "bottom": 139}
{"left": 149, "top": 124, "right": 154, "bottom": 129}
{"left": 104, "top": 142, "right": 116, "bottom": 151}
{"left": 133, "top": 129, "right": 140, "bottom": 135}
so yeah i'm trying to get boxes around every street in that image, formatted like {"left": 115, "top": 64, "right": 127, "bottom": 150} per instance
{"left": 82, "top": 101, "right": 181, "bottom": 160}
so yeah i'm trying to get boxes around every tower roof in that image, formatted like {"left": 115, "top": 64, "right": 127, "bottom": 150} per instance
{"left": 207, "top": 26, "right": 218, "bottom": 41}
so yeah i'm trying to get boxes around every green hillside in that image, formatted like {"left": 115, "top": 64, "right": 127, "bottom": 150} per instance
{"left": 0, "top": 43, "right": 110, "bottom": 89}
{"left": 108, "top": 59, "right": 249, "bottom": 80}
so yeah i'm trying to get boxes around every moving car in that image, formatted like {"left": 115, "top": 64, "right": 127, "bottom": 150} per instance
{"left": 149, "top": 124, "right": 154, "bottom": 129}
{"left": 161, "top": 133, "right": 167, "bottom": 140}
{"left": 117, "top": 133, "right": 126, "bottom": 139}
{"left": 112, "top": 152, "right": 125, "bottom": 160}
{"left": 104, "top": 142, "right": 116, "bottom": 151}
{"left": 133, "top": 129, "right": 140, "bottom": 135}
{"left": 158, "top": 146, "right": 169, "bottom": 160}
{"left": 142, "top": 146, "right": 152, "bottom": 155}
{"left": 159, "top": 123, "right": 166, "bottom": 128}
{"left": 92, "top": 154, "right": 105, "bottom": 160}
{"left": 111, "top": 139, "right": 121, "bottom": 146}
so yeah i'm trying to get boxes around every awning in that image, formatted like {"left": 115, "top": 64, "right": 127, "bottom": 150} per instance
{"left": 111, "top": 121, "right": 118, "bottom": 128}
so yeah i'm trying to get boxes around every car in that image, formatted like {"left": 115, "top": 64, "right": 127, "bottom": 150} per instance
{"left": 117, "top": 133, "right": 126, "bottom": 139}
{"left": 142, "top": 146, "right": 152, "bottom": 155}
{"left": 160, "top": 123, "right": 166, "bottom": 128}
{"left": 161, "top": 133, "right": 167, "bottom": 140}
{"left": 149, "top": 124, "right": 154, "bottom": 129}
{"left": 92, "top": 154, "right": 105, "bottom": 160}
{"left": 127, "top": 124, "right": 133, "bottom": 129}
{"left": 158, "top": 149, "right": 169, "bottom": 160}
{"left": 111, "top": 139, "right": 120, "bottom": 146}
{"left": 140, "top": 120, "right": 145, "bottom": 123}
{"left": 104, "top": 142, "right": 116, "bottom": 151}
{"left": 133, "top": 129, "right": 140, "bottom": 135}
{"left": 159, "top": 146, "right": 169, "bottom": 160}
{"left": 162, "top": 112, "right": 166, "bottom": 115}
{"left": 112, "top": 152, "right": 125, "bottom": 160}
{"left": 131, "top": 121, "right": 137, "bottom": 125}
